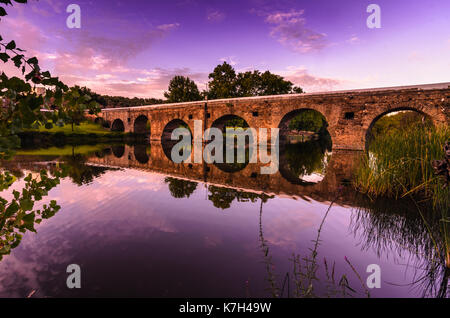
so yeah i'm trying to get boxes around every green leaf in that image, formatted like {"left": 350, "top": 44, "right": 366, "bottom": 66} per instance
{"left": 5, "top": 201, "right": 19, "bottom": 217}
{"left": 0, "top": 52, "right": 9, "bottom": 62}
{"left": 27, "top": 57, "right": 38, "bottom": 65}
{"left": 11, "top": 54, "right": 23, "bottom": 67}
{"left": 20, "top": 198, "right": 34, "bottom": 211}
{"left": 5, "top": 40, "right": 16, "bottom": 50}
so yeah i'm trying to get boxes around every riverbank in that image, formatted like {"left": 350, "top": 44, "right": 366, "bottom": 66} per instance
{"left": 18, "top": 121, "right": 148, "bottom": 149}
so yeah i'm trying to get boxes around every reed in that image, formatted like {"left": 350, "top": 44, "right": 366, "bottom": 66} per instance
{"left": 354, "top": 125, "right": 449, "bottom": 210}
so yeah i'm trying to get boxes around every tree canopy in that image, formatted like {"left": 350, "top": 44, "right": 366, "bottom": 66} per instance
{"left": 164, "top": 76, "right": 202, "bottom": 103}
{"left": 206, "top": 62, "right": 303, "bottom": 99}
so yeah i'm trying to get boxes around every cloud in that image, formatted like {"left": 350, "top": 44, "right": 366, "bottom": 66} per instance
{"left": 207, "top": 10, "right": 226, "bottom": 23}
{"left": 1, "top": 16, "right": 48, "bottom": 53}
{"left": 60, "top": 67, "right": 208, "bottom": 98}
{"left": 219, "top": 56, "right": 238, "bottom": 66}
{"left": 264, "top": 10, "right": 328, "bottom": 53}
{"left": 283, "top": 67, "right": 345, "bottom": 92}
{"left": 346, "top": 35, "right": 360, "bottom": 44}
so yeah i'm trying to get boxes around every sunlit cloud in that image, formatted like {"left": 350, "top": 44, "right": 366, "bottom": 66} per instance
{"left": 264, "top": 9, "right": 328, "bottom": 53}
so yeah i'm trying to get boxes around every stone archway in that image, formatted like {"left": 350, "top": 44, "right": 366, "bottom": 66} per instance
{"left": 111, "top": 119, "right": 125, "bottom": 132}
{"left": 134, "top": 115, "right": 150, "bottom": 135}
{"left": 161, "top": 119, "right": 192, "bottom": 162}
{"left": 365, "top": 107, "right": 434, "bottom": 150}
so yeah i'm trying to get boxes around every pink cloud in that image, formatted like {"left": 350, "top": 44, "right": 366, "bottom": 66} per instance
{"left": 283, "top": 67, "right": 345, "bottom": 92}
{"left": 207, "top": 10, "right": 226, "bottom": 23}
{"left": 264, "top": 10, "right": 328, "bottom": 53}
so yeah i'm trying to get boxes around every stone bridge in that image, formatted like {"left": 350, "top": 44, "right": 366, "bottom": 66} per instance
{"left": 87, "top": 142, "right": 361, "bottom": 206}
{"left": 92, "top": 83, "right": 450, "bottom": 151}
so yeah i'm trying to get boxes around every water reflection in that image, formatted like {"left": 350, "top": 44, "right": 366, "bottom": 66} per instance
{"left": 350, "top": 195, "right": 449, "bottom": 298}
{"left": 279, "top": 134, "right": 332, "bottom": 185}
{"left": 0, "top": 142, "right": 447, "bottom": 297}
{"left": 164, "top": 177, "right": 197, "bottom": 198}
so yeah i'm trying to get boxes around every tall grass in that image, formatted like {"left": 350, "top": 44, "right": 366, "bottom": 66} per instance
{"left": 354, "top": 125, "right": 449, "bottom": 210}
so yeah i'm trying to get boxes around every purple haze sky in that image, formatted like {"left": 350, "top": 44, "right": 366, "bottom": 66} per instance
{"left": 1, "top": 0, "right": 449, "bottom": 98}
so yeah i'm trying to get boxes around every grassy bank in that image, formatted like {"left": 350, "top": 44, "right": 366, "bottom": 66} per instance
{"left": 28, "top": 122, "right": 118, "bottom": 136}
{"left": 354, "top": 125, "right": 449, "bottom": 209}
{"left": 15, "top": 144, "right": 105, "bottom": 156}
{"left": 19, "top": 121, "right": 147, "bottom": 148}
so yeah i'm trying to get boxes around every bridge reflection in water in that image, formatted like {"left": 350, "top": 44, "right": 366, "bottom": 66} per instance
{"left": 87, "top": 141, "right": 361, "bottom": 206}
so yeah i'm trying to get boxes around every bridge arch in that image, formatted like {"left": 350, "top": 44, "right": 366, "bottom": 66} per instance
{"left": 111, "top": 119, "right": 125, "bottom": 132}
{"left": 278, "top": 108, "right": 331, "bottom": 143}
{"left": 365, "top": 107, "right": 433, "bottom": 149}
{"left": 94, "top": 117, "right": 103, "bottom": 125}
{"left": 210, "top": 114, "right": 250, "bottom": 132}
{"left": 134, "top": 115, "right": 150, "bottom": 135}
{"left": 111, "top": 145, "right": 125, "bottom": 158}
{"left": 161, "top": 119, "right": 193, "bottom": 162}
{"left": 134, "top": 145, "right": 150, "bottom": 164}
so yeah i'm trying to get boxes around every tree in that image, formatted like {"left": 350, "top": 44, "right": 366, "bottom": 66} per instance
{"left": 206, "top": 62, "right": 303, "bottom": 99}
{"left": 259, "top": 71, "right": 303, "bottom": 96}
{"left": 164, "top": 76, "right": 202, "bottom": 103}
{"left": 0, "top": 0, "right": 98, "bottom": 258}
{"left": 207, "top": 62, "right": 238, "bottom": 99}
{"left": 59, "top": 86, "right": 100, "bottom": 131}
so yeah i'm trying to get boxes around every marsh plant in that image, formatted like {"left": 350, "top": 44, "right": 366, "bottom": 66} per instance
{"left": 258, "top": 196, "right": 370, "bottom": 298}
{"left": 354, "top": 120, "right": 449, "bottom": 298}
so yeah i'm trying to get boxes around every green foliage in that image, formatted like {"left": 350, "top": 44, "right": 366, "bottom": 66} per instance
{"left": 207, "top": 62, "right": 238, "bottom": 99}
{"left": 164, "top": 76, "right": 202, "bottom": 103}
{"left": 206, "top": 62, "right": 303, "bottom": 99}
{"left": 288, "top": 110, "right": 327, "bottom": 132}
{"left": 80, "top": 86, "right": 164, "bottom": 108}
{"left": 370, "top": 111, "right": 433, "bottom": 140}
{"left": 0, "top": 0, "right": 101, "bottom": 260}
{"left": 207, "top": 185, "right": 270, "bottom": 210}
{"left": 283, "top": 135, "right": 332, "bottom": 179}
{"left": 164, "top": 177, "right": 198, "bottom": 198}
{"left": 354, "top": 125, "right": 450, "bottom": 210}
{"left": 0, "top": 169, "right": 64, "bottom": 260}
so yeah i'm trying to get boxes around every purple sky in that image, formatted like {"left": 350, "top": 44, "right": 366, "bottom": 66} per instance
{"left": 2, "top": 0, "right": 449, "bottom": 98}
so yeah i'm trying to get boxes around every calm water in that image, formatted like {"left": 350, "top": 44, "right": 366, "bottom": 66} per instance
{"left": 0, "top": 141, "right": 446, "bottom": 298}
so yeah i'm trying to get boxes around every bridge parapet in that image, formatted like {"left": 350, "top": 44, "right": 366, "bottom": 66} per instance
{"left": 97, "top": 83, "right": 450, "bottom": 151}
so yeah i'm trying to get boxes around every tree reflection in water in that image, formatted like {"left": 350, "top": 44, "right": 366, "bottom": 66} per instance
{"left": 280, "top": 132, "right": 332, "bottom": 185}
{"left": 164, "top": 177, "right": 198, "bottom": 199}
{"left": 60, "top": 153, "right": 117, "bottom": 186}
{"left": 0, "top": 148, "right": 118, "bottom": 261}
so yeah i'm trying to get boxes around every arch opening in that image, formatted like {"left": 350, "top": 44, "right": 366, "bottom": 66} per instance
{"left": 111, "top": 119, "right": 125, "bottom": 132}
{"left": 134, "top": 145, "right": 151, "bottom": 164}
{"left": 94, "top": 117, "right": 103, "bottom": 125}
{"left": 278, "top": 109, "right": 332, "bottom": 185}
{"left": 161, "top": 119, "right": 192, "bottom": 162}
{"left": 365, "top": 108, "right": 434, "bottom": 150}
{"left": 111, "top": 145, "right": 125, "bottom": 158}
{"left": 210, "top": 115, "right": 251, "bottom": 173}
{"left": 134, "top": 115, "right": 151, "bottom": 136}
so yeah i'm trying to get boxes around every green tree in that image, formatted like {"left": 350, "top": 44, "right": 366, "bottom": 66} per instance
{"left": 206, "top": 62, "right": 303, "bottom": 99}
{"left": 259, "top": 71, "right": 302, "bottom": 96}
{"left": 164, "top": 76, "right": 202, "bottom": 103}
{"left": 207, "top": 62, "right": 238, "bottom": 99}
{"left": 59, "top": 86, "right": 100, "bottom": 131}
{"left": 0, "top": 0, "right": 98, "bottom": 258}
